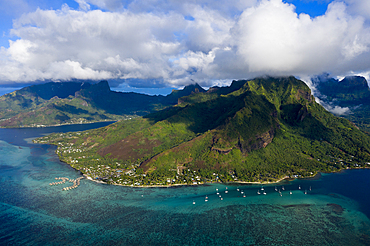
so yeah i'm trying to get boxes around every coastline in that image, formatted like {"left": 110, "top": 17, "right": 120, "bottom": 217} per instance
{"left": 0, "top": 120, "right": 117, "bottom": 129}
{"left": 80, "top": 173, "right": 316, "bottom": 188}
{"left": 51, "top": 145, "right": 370, "bottom": 189}
{"left": 79, "top": 166, "right": 369, "bottom": 188}
{"left": 29, "top": 122, "right": 370, "bottom": 189}
{"left": 54, "top": 151, "right": 369, "bottom": 189}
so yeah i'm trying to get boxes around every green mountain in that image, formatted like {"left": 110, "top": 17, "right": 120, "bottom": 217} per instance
{"left": 35, "top": 76, "right": 370, "bottom": 186}
{"left": 0, "top": 81, "right": 203, "bottom": 128}
{"left": 314, "top": 75, "right": 370, "bottom": 132}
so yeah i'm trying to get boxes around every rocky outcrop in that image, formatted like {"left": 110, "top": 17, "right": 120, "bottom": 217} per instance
{"left": 238, "top": 128, "right": 275, "bottom": 153}
{"left": 297, "top": 89, "right": 312, "bottom": 102}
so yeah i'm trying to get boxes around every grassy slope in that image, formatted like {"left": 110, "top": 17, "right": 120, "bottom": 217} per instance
{"left": 35, "top": 77, "right": 370, "bottom": 185}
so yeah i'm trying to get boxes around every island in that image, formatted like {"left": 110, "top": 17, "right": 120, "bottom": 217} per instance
{"left": 33, "top": 76, "right": 370, "bottom": 186}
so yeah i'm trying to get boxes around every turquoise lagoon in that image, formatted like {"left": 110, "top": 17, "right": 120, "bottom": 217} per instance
{"left": 0, "top": 123, "right": 370, "bottom": 245}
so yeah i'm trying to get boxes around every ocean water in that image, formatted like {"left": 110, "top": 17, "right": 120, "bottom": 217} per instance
{"left": 0, "top": 123, "right": 370, "bottom": 245}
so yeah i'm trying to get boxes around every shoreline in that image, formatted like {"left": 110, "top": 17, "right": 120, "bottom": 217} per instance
{"left": 81, "top": 173, "right": 313, "bottom": 188}
{"left": 80, "top": 167, "right": 369, "bottom": 188}
{"left": 53, "top": 148, "right": 370, "bottom": 189}
{"left": 0, "top": 120, "right": 117, "bottom": 129}
{"left": 29, "top": 124, "right": 370, "bottom": 189}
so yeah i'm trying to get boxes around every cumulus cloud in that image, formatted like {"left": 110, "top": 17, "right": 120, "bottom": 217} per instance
{"left": 0, "top": 0, "right": 370, "bottom": 89}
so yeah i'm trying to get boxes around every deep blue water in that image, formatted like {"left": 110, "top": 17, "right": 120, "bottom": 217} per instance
{"left": 0, "top": 123, "right": 370, "bottom": 245}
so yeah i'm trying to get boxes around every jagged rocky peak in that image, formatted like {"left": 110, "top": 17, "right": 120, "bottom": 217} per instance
{"left": 93, "top": 80, "right": 111, "bottom": 92}
{"left": 168, "top": 83, "right": 206, "bottom": 104}
{"left": 181, "top": 83, "right": 206, "bottom": 94}
{"left": 79, "top": 80, "right": 111, "bottom": 97}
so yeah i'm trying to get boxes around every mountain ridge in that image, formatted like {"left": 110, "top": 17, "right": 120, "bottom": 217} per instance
{"left": 0, "top": 80, "right": 204, "bottom": 128}
{"left": 313, "top": 75, "right": 370, "bottom": 132}
{"left": 34, "top": 76, "right": 370, "bottom": 186}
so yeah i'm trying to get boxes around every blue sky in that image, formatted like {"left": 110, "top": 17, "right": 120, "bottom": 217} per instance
{"left": 0, "top": 0, "right": 370, "bottom": 95}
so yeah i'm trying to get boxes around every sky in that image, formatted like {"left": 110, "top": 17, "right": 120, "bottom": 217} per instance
{"left": 1, "top": 0, "right": 370, "bottom": 95}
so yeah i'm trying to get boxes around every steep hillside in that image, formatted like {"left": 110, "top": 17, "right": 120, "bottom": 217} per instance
{"left": 35, "top": 76, "right": 370, "bottom": 186}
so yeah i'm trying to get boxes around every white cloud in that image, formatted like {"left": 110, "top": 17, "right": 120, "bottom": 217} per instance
{"left": 1, "top": 6, "right": 186, "bottom": 83}
{"left": 344, "top": 0, "right": 370, "bottom": 19}
{"left": 232, "top": 0, "right": 369, "bottom": 75}
{"left": 1, "top": 0, "right": 370, "bottom": 89}
{"left": 75, "top": 0, "right": 91, "bottom": 11}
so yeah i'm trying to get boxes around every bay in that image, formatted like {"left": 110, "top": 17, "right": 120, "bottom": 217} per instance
{"left": 0, "top": 123, "right": 370, "bottom": 245}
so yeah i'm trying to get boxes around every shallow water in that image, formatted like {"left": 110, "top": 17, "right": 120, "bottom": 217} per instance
{"left": 0, "top": 124, "right": 370, "bottom": 245}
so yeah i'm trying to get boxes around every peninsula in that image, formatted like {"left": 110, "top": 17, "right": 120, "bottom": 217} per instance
{"left": 34, "top": 76, "right": 370, "bottom": 186}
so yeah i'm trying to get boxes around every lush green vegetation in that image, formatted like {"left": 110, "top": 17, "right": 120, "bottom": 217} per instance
{"left": 34, "top": 76, "right": 370, "bottom": 186}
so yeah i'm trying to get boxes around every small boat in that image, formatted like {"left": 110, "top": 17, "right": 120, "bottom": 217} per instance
{"left": 217, "top": 192, "right": 220, "bottom": 195}
{"left": 243, "top": 194, "right": 246, "bottom": 198}
{"left": 289, "top": 191, "right": 292, "bottom": 195}
{"left": 193, "top": 201, "right": 196, "bottom": 205}
{"left": 237, "top": 188, "right": 240, "bottom": 192}
{"left": 241, "top": 191, "right": 244, "bottom": 194}
{"left": 261, "top": 186, "right": 264, "bottom": 191}
{"left": 225, "top": 190, "right": 228, "bottom": 194}
{"left": 220, "top": 197, "right": 223, "bottom": 200}
{"left": 309, "top": 186, "right": 311, "bottom": 191}
{"left": 298, "top": 185, "right": 301, "bottom": 190}
{"left": 282, "top": 186, "right": 285, "bottom": 191}
{"left": 257, "top": 190, "right": 261, "bottom": 195}
{"left": 304, "top": 190, "right": 307, "bottom": 194}
{"left": 263, "top": 191, "right": 267, "bottom": 195}
{"left": 275, "top": 186, "right": 277, "bottom": 191}
{"left": 280, "top": 193, "right": 282, "bottom": 197}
